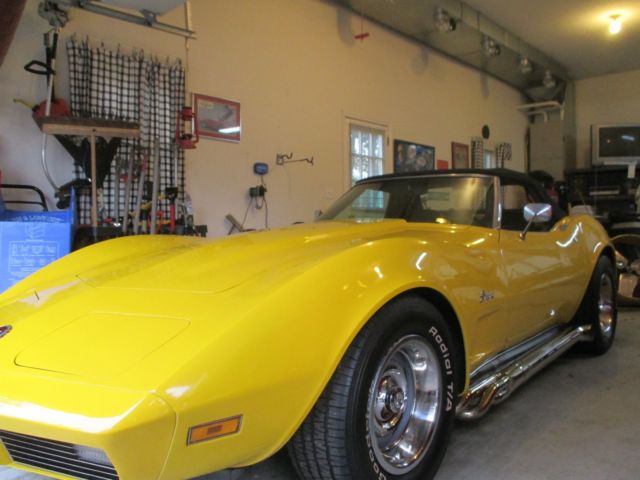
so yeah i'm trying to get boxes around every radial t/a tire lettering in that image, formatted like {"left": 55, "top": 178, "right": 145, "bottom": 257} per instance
{"left": 288, "top": 295, "right": 459, "bottom": 480}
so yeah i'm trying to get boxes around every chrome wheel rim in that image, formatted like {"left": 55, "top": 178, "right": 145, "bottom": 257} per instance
{"left": 598, "top": 273, "right": 614, "bottom": 339}
{"left": 367, "top": 334, "right": 442, "bottom": 475}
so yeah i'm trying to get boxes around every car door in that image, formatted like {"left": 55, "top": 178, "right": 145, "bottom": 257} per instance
{"left": 498, "top": 180, "right": 589, "bottom": 345}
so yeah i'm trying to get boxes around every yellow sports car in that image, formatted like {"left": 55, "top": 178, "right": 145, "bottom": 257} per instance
{"left": 0, "top": 169, "right": 615, "bottom": 480}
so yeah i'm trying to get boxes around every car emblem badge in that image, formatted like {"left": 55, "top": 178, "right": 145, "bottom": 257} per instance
{"left": 479, "top": 290, "right": 495, "bottom": 303}
{"left": 0, "top": 325, "right": 12, "bottom": 339}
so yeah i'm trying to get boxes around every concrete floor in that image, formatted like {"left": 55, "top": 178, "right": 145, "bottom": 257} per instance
{"left": 2, "top": 310, "right": 639, "bottom": 480}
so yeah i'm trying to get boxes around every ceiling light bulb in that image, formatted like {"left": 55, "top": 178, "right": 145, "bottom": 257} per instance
{"left": 609, "top": 15, "right": 622, "bottom": 34}
{"left": 518, "top": 56, "right": 533, "bottom": 75}
{"left": 543, "top": 70, "right": 556, "bottom": 89}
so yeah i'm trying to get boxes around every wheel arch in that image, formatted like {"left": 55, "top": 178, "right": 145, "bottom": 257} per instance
{"left": 600, "top": 245, "right": 616, "bottom": 270}
{"left": 392, "top": 287, "right": 467, "bottom": 395}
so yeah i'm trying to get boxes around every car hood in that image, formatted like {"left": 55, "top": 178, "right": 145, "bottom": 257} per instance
{"left": 3, "top": 220, "right": 449, "bottom": 383}
{"left": 75, "top": 220, "right": 411, "bottom": 293}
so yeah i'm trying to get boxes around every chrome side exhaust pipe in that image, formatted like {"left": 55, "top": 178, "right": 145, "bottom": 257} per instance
{"left": 456, "top": 325, "right": 592, "bottom": 421}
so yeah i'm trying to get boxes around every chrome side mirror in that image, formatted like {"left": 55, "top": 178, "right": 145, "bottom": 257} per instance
{"left": 520, "top": 203, "right": 552, "bottom": 240}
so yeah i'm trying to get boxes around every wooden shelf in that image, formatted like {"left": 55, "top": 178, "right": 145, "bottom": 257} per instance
{"left": 37, "top": 116, "right": 140, "bottom": 138}
{"left": 37, "top": 116, "right": 140, "bottom": 229}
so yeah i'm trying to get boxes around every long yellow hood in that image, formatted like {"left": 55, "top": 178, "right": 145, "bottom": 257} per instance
{"left": 1, "top": 220, "right": 461, "bottom": 388}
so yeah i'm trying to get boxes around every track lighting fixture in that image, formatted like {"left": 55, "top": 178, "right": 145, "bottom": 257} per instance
{"left": 434, "top": 7, "right": 456, "bottom": 32}
{"left": 481, "top": 36, "right": 501, "bottom": 57}
{"left": 518, "top": 56, "right": 533, "bottom": 75}
{"left": 543, "top": 70, "right": 556, "bottom": 89}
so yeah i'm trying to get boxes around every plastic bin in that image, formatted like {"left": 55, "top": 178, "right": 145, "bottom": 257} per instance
{"left": 0, "top": 187, "right": 75, "bottom": 293}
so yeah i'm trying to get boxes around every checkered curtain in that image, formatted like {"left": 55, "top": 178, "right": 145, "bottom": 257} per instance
{"left": 471, "top": 137, "right": 484, "bottom": 169}
{"left": 496, "top": 142, "right": 512, "bottom": 168}
{"left": 66, "top": 37, "right": 185, "bottom": 226}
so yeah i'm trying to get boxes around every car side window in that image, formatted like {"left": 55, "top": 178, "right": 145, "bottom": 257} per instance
{"left": 500, "top": 183, "right": 548, "bottom": 231}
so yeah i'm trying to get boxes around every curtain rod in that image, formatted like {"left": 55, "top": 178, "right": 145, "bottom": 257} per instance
{"left": 45, "top": 0, "right": 196, "bottom": 39}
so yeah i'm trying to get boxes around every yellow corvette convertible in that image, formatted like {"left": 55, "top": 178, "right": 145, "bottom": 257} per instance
{"left": 0, "top": 169, "right": 615, "bottom": 480}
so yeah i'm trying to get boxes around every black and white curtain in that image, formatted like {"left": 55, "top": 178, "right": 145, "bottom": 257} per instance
{"left": 66, "top": 37, "right": 185, "bottom": 225}
{"left": 471, "top": 137, "right": 484, "bottom": 169}
{"left": 496, "top": 142, "right": 512, "bottom": 168}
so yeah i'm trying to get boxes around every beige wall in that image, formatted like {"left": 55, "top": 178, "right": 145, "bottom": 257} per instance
{"left": 1, "top": 0, "right": 528, "bottom": 237}
{"left": 575, "top": 68, "right": 640, "bottom": 168}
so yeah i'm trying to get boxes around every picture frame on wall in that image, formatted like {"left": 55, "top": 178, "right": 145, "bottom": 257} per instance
{"left": 394, "top": 139, "right": 435, "bottom": 173}
{"left": 451, "top": 142, "right": 469, "bottom": 169}
{"left": 194, "top": 93, "right": 241, "bottom": 142}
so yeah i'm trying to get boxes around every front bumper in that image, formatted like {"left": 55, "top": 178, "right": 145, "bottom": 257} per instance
{"left": 0, "top": 370, "right": 176, "bottom": 480}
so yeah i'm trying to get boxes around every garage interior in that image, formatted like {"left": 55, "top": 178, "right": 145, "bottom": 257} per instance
{"left": 1, "top": 0, "right": 640, "bottom": 479}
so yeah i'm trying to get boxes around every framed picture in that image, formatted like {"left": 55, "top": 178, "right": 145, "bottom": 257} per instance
{"left": 194, "top": 93, "right": 241, "bottom": 142}
{"left": 451, "top": 142, "right": 469, "bottom": 169}
{"left": 437, "top": 159, "right": 449, "bottom": 170}
{"left": 394, "top": 139, "right": 435, "bottom": 173}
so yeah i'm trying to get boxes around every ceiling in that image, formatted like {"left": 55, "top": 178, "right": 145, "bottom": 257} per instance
{"left": 334, "top": 0, "right": 640, "bottom": 100}
{"left": 463, "top": 0, "right": 640, "bottom": 80}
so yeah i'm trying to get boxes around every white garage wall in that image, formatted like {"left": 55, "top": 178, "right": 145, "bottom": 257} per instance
{"left": 0, "top": 0, "right": 528, "bottom": 237}
{"left": 575, "top": 68, "right": 640, "bottom": 168}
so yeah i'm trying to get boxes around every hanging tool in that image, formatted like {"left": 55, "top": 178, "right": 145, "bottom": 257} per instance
{"left": 23, "top": 27, "right": 70, "bottom": 191}
{"left": 276, "top": 153, "right": 315, "bottom": 166}
{"left": 121, "top": 147, "right": 135, "bottom": 233}
{"left": 132, "top": 152, "right": 148, "bottom": 234}
{"left": 150, "top": 140, "right": 160, "bottom": 234}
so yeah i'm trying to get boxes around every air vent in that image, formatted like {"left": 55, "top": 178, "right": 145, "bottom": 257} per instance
{"left": 0, "top": 430, "right": 118, "bottom": 480}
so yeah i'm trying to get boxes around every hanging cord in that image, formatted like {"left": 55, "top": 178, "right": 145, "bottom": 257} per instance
{"left": 183, "top": 0, "right": 192, "bottom": 105}
{"left": 42, "top": 27, "right": 61, "bottom": 191}
{"left": 241, "top": 176, "right": 269, "bottom": 230}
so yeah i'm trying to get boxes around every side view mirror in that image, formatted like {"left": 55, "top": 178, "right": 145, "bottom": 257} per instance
{"left": 520, "top": 203, "right": 552, "bottom": 240}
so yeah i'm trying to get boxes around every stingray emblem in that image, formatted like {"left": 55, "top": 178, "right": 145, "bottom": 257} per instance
{"left": 479, "top": 290, "right": 495, "bottom": 303}
{"left": 0, "top": 325, "right": 12, "bottom": 339}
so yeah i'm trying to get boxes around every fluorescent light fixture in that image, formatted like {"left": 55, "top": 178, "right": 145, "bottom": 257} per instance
{"left": 609, "top": 14, "right": 622, "bottom": 34}
{"left": 219, "top": 126, "right": 241, "bottom": 134}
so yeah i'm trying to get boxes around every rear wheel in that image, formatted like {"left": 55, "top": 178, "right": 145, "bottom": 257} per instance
{"left": 288, "top": 296, "right": 459, "bottom": 480}
{"left": 577, "top": 256, "right": 617, "bottom": 355}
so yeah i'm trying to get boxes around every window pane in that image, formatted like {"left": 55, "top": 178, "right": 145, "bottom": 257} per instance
{"left": 350, "top": 124, "right": 385, "bottom": 185}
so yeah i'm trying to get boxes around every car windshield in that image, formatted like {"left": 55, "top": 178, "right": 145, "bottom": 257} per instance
{"left": 320, "top": 175, "right": 494, "bottom": 227}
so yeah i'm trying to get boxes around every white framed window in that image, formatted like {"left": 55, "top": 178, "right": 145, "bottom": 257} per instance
{"left": 349, "top": 123, "right": 387, "bottom": 185}
{"left": 484, "top": 149, "right": 496, "bottom": 168}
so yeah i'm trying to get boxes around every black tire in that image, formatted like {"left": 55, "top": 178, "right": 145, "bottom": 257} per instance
{"left": 576, "top": 255, "right": 617, "bottom": 355}
{"left": 288, "top": 296, "right": 459, "bottom": 480}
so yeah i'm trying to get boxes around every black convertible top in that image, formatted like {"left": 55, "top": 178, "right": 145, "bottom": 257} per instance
{"left": 361, "top": 168, "right": 533, "bottom": 187}
{"left": 359, "top": 168, "right": 565, "bottom": 222}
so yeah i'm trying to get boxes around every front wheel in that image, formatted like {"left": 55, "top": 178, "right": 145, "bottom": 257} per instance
{"left": 288, "top": 296, "right": 459, "bottom": 480}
